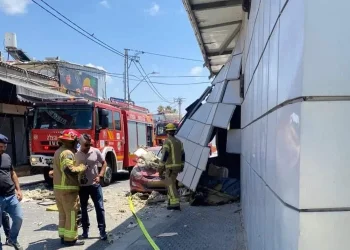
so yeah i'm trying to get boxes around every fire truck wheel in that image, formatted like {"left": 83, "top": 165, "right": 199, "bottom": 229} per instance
{"left": 100, "top": 166, "right": 112, "bottom": 187}
{"left": 43, "top": 167, "right": 53, "bottom": 187}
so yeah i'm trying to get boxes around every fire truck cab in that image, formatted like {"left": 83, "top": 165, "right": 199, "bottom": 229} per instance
{"left": 154, "top": 121, "right": 179, "bottom": 146}
{"left": 26, "top": 98, "right": 154, "bottom": 186}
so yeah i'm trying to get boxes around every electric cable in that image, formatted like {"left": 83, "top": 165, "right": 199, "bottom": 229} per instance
{"left": 32, "top": 0, "right": 124, "bottom": 57}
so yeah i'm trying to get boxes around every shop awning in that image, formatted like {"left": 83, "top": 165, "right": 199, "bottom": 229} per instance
{"left": 182, "top": 0, "right": 244, "bottom": 76}
{"left": 0, "top": 75, "right": 73, "bottom": 102}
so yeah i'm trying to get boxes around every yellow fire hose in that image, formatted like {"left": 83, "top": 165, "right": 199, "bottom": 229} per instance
{"left": 128, "top": 195, "right": 160, "bottom": 250}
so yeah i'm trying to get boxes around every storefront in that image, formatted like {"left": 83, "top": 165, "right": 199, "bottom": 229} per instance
{"left": 0, "top": 62, "right": 72, "bottom": 166}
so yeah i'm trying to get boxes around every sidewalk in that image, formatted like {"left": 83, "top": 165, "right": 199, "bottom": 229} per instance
{"left": 106, "top": 202, "right": 247, "bottom": 250}
{"left": 19, "top": 174, "right": 45, "bottom": 187}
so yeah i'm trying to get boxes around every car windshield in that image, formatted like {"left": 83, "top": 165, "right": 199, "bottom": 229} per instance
{"left": 33, "top": 105, "right": 93, "bottom": 129}
{"left": 148, "top": 148, "right": 162, "bottom": 158}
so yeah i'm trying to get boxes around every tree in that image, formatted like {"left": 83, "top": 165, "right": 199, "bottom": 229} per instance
{"left": 165, "top": 106, "right": 172, "bottom": 112}
{"left": 157, "top": 105, "right": 165, "bottom": 113}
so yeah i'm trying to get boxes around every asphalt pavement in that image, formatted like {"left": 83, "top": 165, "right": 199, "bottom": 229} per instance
{"left": 10, "top": 175, "right": 247, "bottom": 250}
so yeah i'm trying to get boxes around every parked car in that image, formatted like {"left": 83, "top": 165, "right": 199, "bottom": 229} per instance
{"left": 129, "top": 146, "right": 167, "bottom": 194}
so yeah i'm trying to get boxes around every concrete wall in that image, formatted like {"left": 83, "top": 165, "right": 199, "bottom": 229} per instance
{"left": 240, "top": 0, "right": 350, "bottom": 249}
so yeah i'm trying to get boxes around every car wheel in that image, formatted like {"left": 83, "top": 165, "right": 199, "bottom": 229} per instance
{"left": 100, "top": 166, "right": 112, "bottom": 187}
{"left": 43, "top": 167, "right": 53, "bottom": 187}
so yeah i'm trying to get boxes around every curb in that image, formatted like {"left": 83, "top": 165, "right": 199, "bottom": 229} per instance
{"left": 20, "top": 180, "right": 45, "bottom": 188}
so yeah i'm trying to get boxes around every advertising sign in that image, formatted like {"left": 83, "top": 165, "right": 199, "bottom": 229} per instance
{"left": 58, "top": 66, "right": 99, "bottom": 99}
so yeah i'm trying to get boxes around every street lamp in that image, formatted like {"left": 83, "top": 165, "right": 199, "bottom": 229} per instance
{"left": 129, "top": 71, "right": 159, "bottom": 100}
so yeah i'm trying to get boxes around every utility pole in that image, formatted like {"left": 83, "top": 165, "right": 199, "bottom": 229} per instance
{"left": 174, "top": 97, "right": 185, "bottom": 120}
{"left": 123, "top": 49, "right": 129, "bottom": 101}
{"left": 124, "top": 49, "right": 141, "bottom": 103}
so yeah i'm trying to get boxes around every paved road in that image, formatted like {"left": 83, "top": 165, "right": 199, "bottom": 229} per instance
{"left": 1, "top": 175, "right": 161, "bottom": 250}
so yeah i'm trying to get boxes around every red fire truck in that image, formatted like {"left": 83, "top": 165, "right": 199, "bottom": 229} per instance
{"left": 26, "top": 98, "right": 154, "bottom": 186}
{"left": 154, "top": 121, "right": 179, "bottom": 146}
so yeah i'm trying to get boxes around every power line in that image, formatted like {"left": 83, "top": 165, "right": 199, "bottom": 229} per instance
{"left": 40, "top": 64, "right": 211, "bottom": 86}
{"left": 150, "top": 75, "right": 208, "bottom": 78}
{"left": 127, "top": 49, "right": 203, "bottom": 62}
{"left": 132, "top": 61, "right": 171, "bottom": 103}
{"left": 137, "top": 61, "right": 173, "bottom": 103}
{"left": 32, "top": 0, "right": 124, "bottom": 57}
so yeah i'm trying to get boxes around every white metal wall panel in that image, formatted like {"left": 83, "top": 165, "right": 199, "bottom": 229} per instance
{"left": 199, "top": 125, "right": 213, "bottom": 146}
{"left": 226, "top": 54, "right": 242, "bottom": 80}
{"left": 177, "top": 163, "right": 188, "bottom": 182}
{"left": 190, "top": 169, "right": 203, "bottom": 191}
{"left": 277, "top": 0, "right": 304, "bottom": 105}
{"left": 191, "top": 103, "right": 213, "bottom": 124}
{"left": 226, "top": 129, "right": 241, "bottom": 154}
{"left": 222, "top": 80, "right": 242, "bottom": 105}
{"left": 212, "top": 60, "right": 231, "bottom": 84}
{"left": 212, "top": 103, "right": 236, "bottom": 129}
{"left": 190, "top": 145, "right": 203, "bottom": 167}
{"left": 206, "top": 81, "right": 226, "bottom": 103}
{"left": 198, "top": 147, "right": 211, "bottom": 171}
{"left": 182, "top": 164, "right": 196, "bottom": 187}
{"left": 177, "top": 119, "right": 196, "bottom": 138}
{"left": 206, "top": 103, "right": 218, "bottom": 124}
{"left": 187, "top": 121, "right": 205, "bottom": 143}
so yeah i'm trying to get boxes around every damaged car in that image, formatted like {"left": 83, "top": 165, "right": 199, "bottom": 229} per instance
{"left": 129, "top": 146, "right": 167, "bottom": 194}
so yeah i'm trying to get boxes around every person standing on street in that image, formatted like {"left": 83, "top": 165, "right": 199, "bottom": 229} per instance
{"left": 2, "top": 212, "right": 10, "bottom": 245}
{"left": 53, "top": 129, "right": 86, "bottom": 246}
{"left": 0, "top": 134, "right": 23, "bottom": 250}
{"left": 158, "top": 123, "right": 185, "bottom": 210}
{"left": 75, "top": 134, "right": 107, "bottom": 240}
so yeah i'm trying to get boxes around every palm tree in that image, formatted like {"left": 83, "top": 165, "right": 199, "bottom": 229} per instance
{"left": 157, "top": 105, "right": 165, "bottom": 113}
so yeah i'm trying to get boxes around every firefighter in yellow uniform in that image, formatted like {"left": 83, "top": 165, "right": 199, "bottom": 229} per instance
{"left": 53, "top": 129, "right": 86, "bottom": 246}
{"left": 159, "top": 123, "right": 185, "bottom": 210}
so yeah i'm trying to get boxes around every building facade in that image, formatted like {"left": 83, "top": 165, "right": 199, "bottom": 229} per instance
{"left": 182, "top": 0, "right": 350, "bottom": 249}
{"left": 0, "top": 62, "right": 71, "bottom": 166}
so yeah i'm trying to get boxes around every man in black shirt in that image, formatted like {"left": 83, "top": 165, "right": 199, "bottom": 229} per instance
{"left": 0, "top": 134, "right": 23, "bottom": 250}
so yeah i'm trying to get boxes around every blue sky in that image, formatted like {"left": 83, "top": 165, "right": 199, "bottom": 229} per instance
{"left": 0, "top": 0, "right": 210, "bottom": 113}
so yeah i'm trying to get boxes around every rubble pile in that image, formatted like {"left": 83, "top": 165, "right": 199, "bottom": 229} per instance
{"left": 22, "top": 184, "right": 54, "bottom": 201}
{"left": 146, "top": 191, "right": 166, "bottom": 204}
{"left": 134, "top": 147, "right": 160, "bottom": 169}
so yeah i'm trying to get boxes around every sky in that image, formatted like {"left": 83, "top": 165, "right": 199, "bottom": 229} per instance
{"left": 0, "top": 0, "right": 211, "bottom": 114}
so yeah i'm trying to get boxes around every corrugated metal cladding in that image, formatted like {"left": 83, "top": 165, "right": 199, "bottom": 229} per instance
{"left": 182, "top": 0, "right": 243, "bottom": 76}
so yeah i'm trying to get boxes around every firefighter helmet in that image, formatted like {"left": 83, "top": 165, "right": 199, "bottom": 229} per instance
{"left": 58, "top": 129, "right": 80, "bottom": 141}
{"left": 165, "top": 123, "right": 177, "bottom": 131}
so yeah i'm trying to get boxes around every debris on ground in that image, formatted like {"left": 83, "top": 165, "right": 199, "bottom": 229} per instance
{"left": 157, "top": 232, "right": 178, "bottom": 237}
{"left": 132, "top": 192, "right": 149, "bottom": 202}
{"left": 127, "top": 222, "right": 137, "bottom": 229}
{"left": 22, "top": 184, "right": 54, "bottom": 201}
{"left": 146, "top": 191, "right": 166, "bottom": 204}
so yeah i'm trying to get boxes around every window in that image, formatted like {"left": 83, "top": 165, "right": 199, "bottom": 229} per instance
{"left": 137, "top": 123, "right": 147, "bottom": 147}
{"left": 107, "top": 110, "right": 114, "bottom": 129}
{"left": 128, "top": 121, "right": 137, "bottom": 153}
{"left": 34, "top": 105, "right": 92, "bottom": 129}
{"left": 114, "top": 112, "right": 121, "bottom": 130}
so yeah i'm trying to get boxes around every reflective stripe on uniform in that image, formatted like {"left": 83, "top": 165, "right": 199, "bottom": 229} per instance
{"left": 64, "top": 230, "right": 77, "bottom": 238}
{"left": 168, "top": 139, "right": 176, "bottom": 166}
{"left": 54, "top": 185, "right": 79, "bottom": 191}
{"left": 71, "top": 210, "right": 75, "bottom": 233}
{"left": 58, "top": 227, "right": 65, "bottom": 237}
{"left": 166, "top": 164, "right": 182, "bottom": 168}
